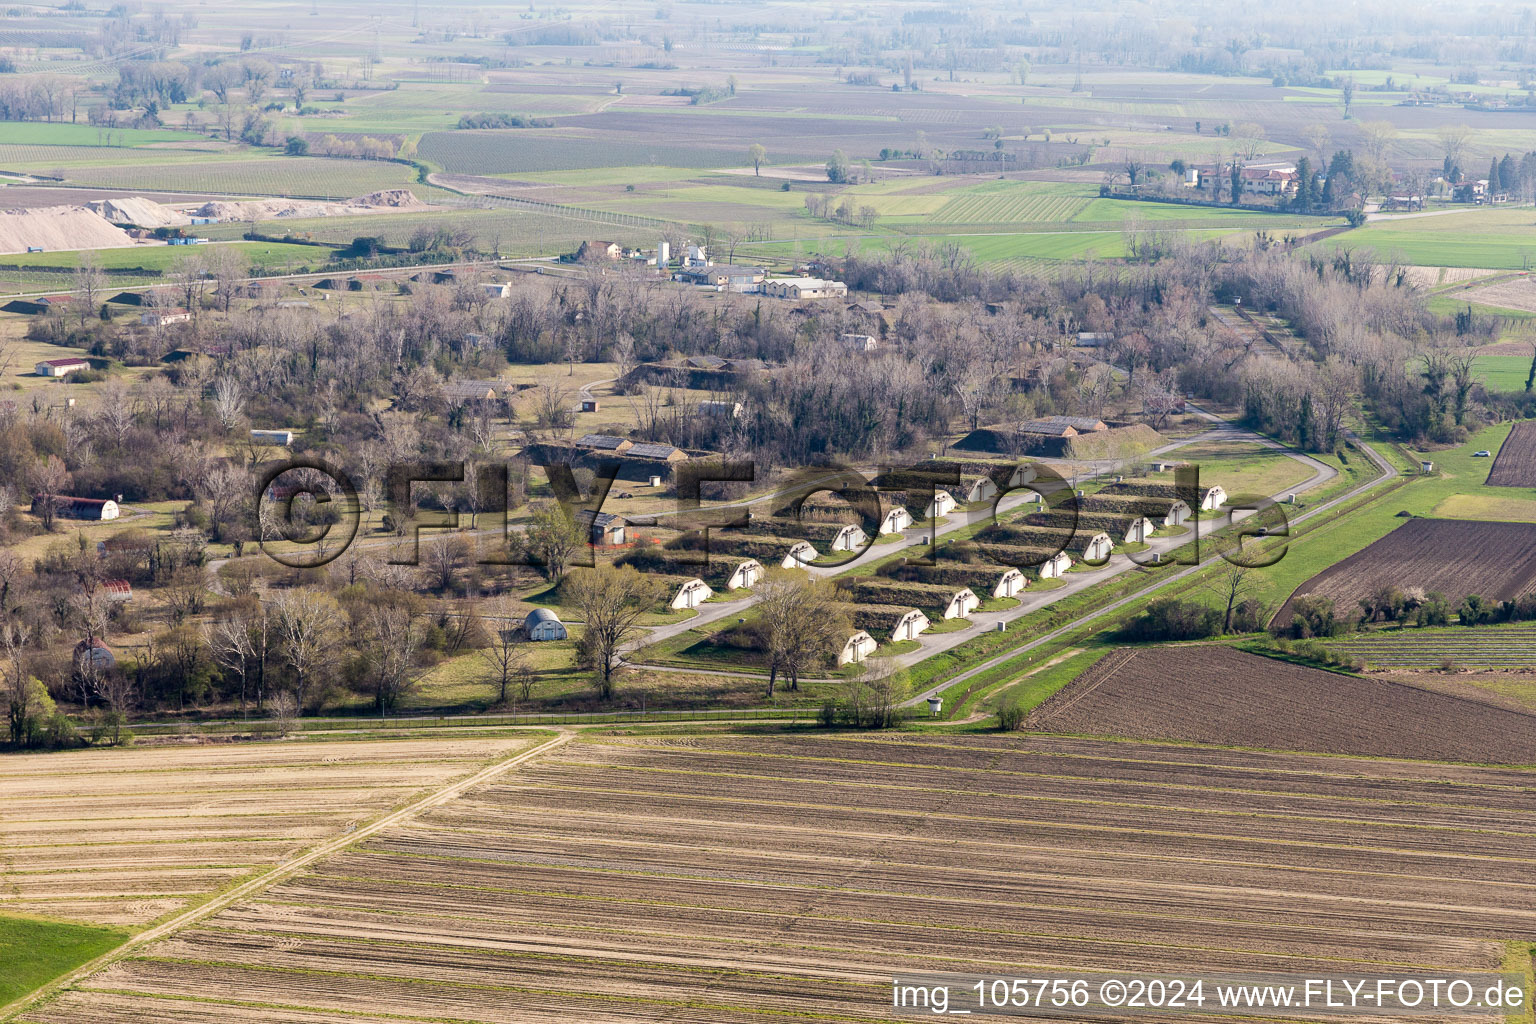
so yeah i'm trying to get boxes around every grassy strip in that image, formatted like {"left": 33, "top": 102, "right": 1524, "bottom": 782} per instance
{"left": 0, "top": 914, "right": 129, "bottom": 1006}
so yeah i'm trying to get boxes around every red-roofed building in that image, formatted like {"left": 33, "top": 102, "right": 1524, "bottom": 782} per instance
{"left": 34, "top": 357, "right": 91, "bottom": 377}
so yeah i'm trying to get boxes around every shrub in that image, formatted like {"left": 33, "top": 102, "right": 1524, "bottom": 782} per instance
{"left": 996, "top": 702, "right": 1026, "bottom": 731}
{"left": 1125, "top": 597, "right": 1222, "bottom": 641}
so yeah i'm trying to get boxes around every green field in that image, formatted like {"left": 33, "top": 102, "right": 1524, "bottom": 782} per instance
{"left": 1471, "top": 353, "right": 1533, "bottom": 391}
{"left": 1324, "top": 208, "right": 1536, "bottom": 270}
{"left": 1231, "top": 424, "right": 1522, "bottom": 615}
{"left": 0, "top": 121, "right": 204, "bottom": 147}
{"left": 0, "top": 914, "right": 127, "bottom": 1005}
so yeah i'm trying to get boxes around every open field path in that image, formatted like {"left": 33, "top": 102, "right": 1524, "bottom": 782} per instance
{"left": 0, "top": 731, "right": 574, "bottom": 1022}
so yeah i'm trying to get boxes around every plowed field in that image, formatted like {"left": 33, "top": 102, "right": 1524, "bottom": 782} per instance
{"left": 0, "top": 736, "right": 525, "bottom": 927}
{"left": 1025, "top": 645, "right": 1536, "bottom": 763}
{"left": 1277, "top": 517, "right": 1536, "bottom": 625}
{"left": 23, "top": 732, "right": 1536, "bottom": 1024}
{"left": 1488, "top": 421, "right": 1536, "bottom": 486}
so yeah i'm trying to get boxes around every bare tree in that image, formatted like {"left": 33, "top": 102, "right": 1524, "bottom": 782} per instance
{"left": 1206, "top": 561, "right": 1260, "bottom": 632}
{"left": 755, "top": 572, "right": 850, "bottom": 696}
{"left": 531, "top": 381, "right": 574, "bottom": 432}
{"left": 366, "top": 603, "right": 425, "bottom": 714}
{"left": 272, "top": 588, "right": 340, "bottom": 715}
{"left": 72, "top": 253, "right": 107, "bottom": 325}
{"left": 421, "top": 534, "right": 470, "bottom": 592}
{"left": 566, "top": 565, "right": 661, "bottom": 699}
{"left": 1302, "top": 123, "right": 1331, "bottom": 162}
{"left": 479, "top": 600, "right": 531, "bottom": 707}
{"left": 1359, "top": 120, "right": 1397, "bottom": 163}
{"left": 1232, "top": 123, "right": 1264, "bottom": 160}
{"left": 94, "top": 378, "right": 136, "bottom": 447}
{"left": 1435, "top": 123, "right": 1474, "bottom": 171}
{"left": 29, "top": 455, "right": 71, "bottom": 531}
{"left": 3, "top": 618, "right": 40, "bottom": 745}
{"left": 212, "top": 376, "right": 246, "bottom": 430}
{"left": 207, "top": 614, "right": 256, "bottom": 712}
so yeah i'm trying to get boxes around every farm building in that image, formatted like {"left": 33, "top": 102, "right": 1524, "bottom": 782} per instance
{"left": 576, "top": 240, "right": 622, "bottom": 262}
{"left": 762, "top": 277, "right": 848, "bottom": 300}
{"left": 101, "top": 579, "right": 132, "bottom": 603}
{"left": 972, "top": 543, "right": 1073, "bottom": 579}
{"left": 722, "top": 558, "right": 764, "bottom": 590}
{"left": 1076, "top": 332, "right": 1113, "bottom": 347}
{"left": 668, "top": 577, "right": 713, "bottom": 610}
{"left": 1025, "top": 508, "right": 1153, "bottom": 545}
{"left": 983, "top": 521, "right": 1112, "bottom": 562}
{"left": 1085, "top": 494, "right": 1192, "bottom": 528}
{"left": 577, "top": 434, "right": 634, "bottom": 453}
{"left": 889, "top": 608, "right": 929, "bottom": 641}
{"left": 697, "top": 400, "right": 744, "bottom": 419}
{"left": 579, "top": 399, "right": 600, "bottom": 413}
{"left": 73, "top": 638, "right": 115, "bottom": 671}
{"left": 482, "top": 282, "right": 512, "bottom": 299}
{"left": 34, "top": 357, "right": 91, "bottom": 378}
{"left": 840, "top": 579, "right": 980, "bottom": 620}
{"left": 749, "top": 517, "right": 868, "bottom": 552}
{"left": 576, "top": 510, "right": 628, "bottom": 546}
{"left": 686, "top": 355, "right": 728, "bottom": 370}
{"left": 1028, "top": 415, "right": 1107, "bottom": 435}
{"left": 524, "top": 608, "right": 568, "bottom": 642}
{"left": 250, "top": 429, "right": 296, "bottom": 446}
{"left": 881, "top": 562, "right": 1026, "bottom": 600}
{"left": 838, "top": 631, "right": 877, "bottom": 666}
{"left": 32, "top": 495, "right": 119, "bottom": 521}
{"left": 881, "top": 507, "right": 914, "bottom": 534}
{"left": 442, "top": 380, "right": 501, "bottom": 405}
{"left": 140, "top": 308, "right": 192, "bottom": 327}
{"left": 673, "top": 265, "right": 766, "bottom": 292}
{"left": 627, "top": 442, "right": 688, "bottom": 465}
{"left": 4, "top": 295, "right": 73, "bottom": 315}
{"left": 694, "top": 532, "right": 818, "bottom": 569}
{"left": 839, "top": 333, "right": 879, "bottom": 353}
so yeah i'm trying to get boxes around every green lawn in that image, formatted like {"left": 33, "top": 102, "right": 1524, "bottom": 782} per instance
{"left": 1323, "top": 207, "right": 1536, "bottom": 270}
{"left": 0, "top": 914, "right": 127, "bottom": 1006}
{"left": 1471, "top": 353, "right": 1533, "bottom": 391}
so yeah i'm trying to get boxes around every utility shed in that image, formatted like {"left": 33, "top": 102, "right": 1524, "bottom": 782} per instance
{"left": 524, "top": 608, "right": 567, "bottom": 641}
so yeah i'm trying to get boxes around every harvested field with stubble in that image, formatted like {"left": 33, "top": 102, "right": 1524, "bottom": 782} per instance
{"left": 22, "top": 731, "right": 1536, "bottom": 1024}
{"left": 0, "top": 736, "right": 527, "bottom": 928}
{"left": 1278, "top": 517, "right": 1536, "bottom": 622}
{"left": 1026, "top": 645, "right": 1536, "bottom": 763}
{"left": 1488, "top": 421, "right": 1536, "bottom": 486}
